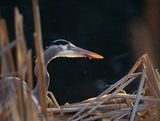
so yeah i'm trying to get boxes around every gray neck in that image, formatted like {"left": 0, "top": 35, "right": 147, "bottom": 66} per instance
{"left": 32, "top": 47, "right": 59, "bottom": 101}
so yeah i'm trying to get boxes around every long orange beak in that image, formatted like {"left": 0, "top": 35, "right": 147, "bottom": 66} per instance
{"left": 71, "top": 46, "right": 104, "bottom": 59}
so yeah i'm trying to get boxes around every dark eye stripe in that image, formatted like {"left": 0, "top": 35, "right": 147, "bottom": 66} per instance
{"left": 52, "top": 39, "right": 69, "bottom": 45}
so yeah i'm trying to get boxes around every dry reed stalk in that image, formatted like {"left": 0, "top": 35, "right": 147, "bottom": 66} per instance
{"left": 128, "top": 54, "right": 157, "bottom": 96}
{"left": 129, "top": 54, "right": 159, "bottom": 96}
{"left": 129, "top": 54, "right": 144, "bottom": 74}
{"left": 145, "top": 55, "right": 160, "bottom": 96}
{"left": 0, "top": 20, "right": 17, "bottom": 100}
{"left": 53, "top": 101, "right": 152, "bottom": 121}
{"left": 26, "top": 50, "right": 34, "bottom": 121}
{"left": 15, "top": 8, "right": 27, "bottom": 121}
{"left": 82, "top": 94, "right": 160, "bottom": 103}
{"left": 49, "top": 103, "right": 130, "bottom": 114}
{"left": 9, "top": 82, "right": 22, "bottom": 121}
{"left": 0, "top": 19, "right": 18, "bottom": 120}
{"left": 130, "top": 71, "right": 146, "bottom": 121}
{"left": 50, "top": 94, "right": 160, "bottom": 114}
{"left": 89, "top": 76, "right": 137, "bottom": 112}
{"left": 144, "top": 55, "right": 160, "bottom": 120}
{"left": 69, "top": 73, "right": 140, "bottom": 120}
{"left": 0, "top": 19, "right": 23, "bottom": 121}
{"left": 128, "top": 54, "right": 160, "bottom": 121}
{"left": 0, "top": 21, "right": 7, "bottom": 121}
{"left": 0, "top": 20, "right": 16, "bottom": 76}
{"left": 68, "top": 73, "right": 141, "bottom": 121}
{"left": 32, "top": 0, "right": 47, "bottom": 119}
{"left": 0, "top": 41, "right": 8, "bottom": 121}
{"left": 71, "top": 76, "right": 139, "bottom": 121}
{"left": 47, "top": 91, "right": 61, "bottom": 109}
{"left": 128, "top": 54, "right": 160, "bottom": 120}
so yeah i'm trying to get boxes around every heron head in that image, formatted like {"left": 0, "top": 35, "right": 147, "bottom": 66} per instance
{"left": 47, "top": 39, "right": 104, "bottom": 59}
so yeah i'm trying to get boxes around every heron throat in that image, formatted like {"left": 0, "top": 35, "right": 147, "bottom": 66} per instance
{"left": 32, "top": 47, "right": 59, "bottom": 101}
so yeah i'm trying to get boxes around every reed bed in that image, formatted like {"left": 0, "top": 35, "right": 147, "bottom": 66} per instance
{"left": 0, "top": 0, "right": 160, "bottom": 121}
{"left": 49, "top": 54, "right": 160, "bottom": 121}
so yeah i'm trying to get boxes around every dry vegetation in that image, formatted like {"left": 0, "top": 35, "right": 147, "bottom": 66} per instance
{"left": 0, "top": 0, "right": 160, "bottom": 121}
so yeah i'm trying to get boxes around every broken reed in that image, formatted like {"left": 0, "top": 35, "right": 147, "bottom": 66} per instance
{"left": 32, "top": 0, "right": 47, "bottom": 119}
{"left": 15, "top": 8, "right": 27, "bottom": 121}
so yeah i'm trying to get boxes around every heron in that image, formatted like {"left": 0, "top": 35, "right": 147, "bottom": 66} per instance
{"left": 0, "top": 39, "right": 103, "bottom": 115}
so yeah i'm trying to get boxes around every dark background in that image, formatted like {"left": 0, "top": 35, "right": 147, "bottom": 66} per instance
{"left": 0, "top": 0, "right": 144, "bottom": 104}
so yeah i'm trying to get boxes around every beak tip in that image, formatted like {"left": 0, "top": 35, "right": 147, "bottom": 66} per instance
{"left": 100, "top": 56, "right": 104, "bottom": 59}
{"left": 90, "top": 54, "right": 104, "bottom": 59}
{"left": 97, "top": 55, "right": 104, "bottom": 59}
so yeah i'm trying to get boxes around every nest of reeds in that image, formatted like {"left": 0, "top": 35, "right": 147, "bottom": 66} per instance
{"left": 0, "top": 0, "right": 160, "bottom": 121}
{"left": 47, "top": 54, "right": 160, "bottom": 121}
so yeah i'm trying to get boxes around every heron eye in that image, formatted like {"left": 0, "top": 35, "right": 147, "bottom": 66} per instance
{"left": 67, "top": 44, "right": 71, "bottom": 49}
